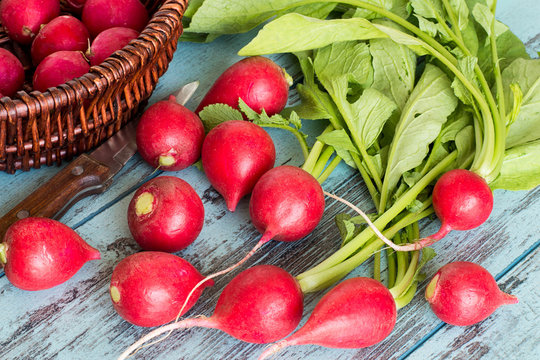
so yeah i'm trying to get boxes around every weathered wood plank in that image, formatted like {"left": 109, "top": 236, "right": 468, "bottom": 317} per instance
{"left": 404, "top": 244, "right": 540, "bottom": 360}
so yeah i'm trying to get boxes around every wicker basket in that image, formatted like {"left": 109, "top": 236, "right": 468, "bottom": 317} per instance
{"left": 0, "top": 0, "right": 188, "bottom": 173}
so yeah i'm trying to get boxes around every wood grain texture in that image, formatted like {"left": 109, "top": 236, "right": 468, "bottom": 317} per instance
{"left": 0, "top": 1, "right": 539, "bottom": 360}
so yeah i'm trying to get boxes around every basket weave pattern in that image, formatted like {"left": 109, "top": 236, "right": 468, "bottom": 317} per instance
{"left": 0, "top": 0, "right": 188, "bottom": 173}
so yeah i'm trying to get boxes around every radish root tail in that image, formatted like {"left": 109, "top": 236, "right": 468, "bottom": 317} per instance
{"left": 323, "top": 191, "right": 448, "bottom": 251}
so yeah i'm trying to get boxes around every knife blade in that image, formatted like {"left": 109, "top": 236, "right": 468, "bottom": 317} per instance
{"left": 0, "top": 81, "right": 199, "bottom": 237}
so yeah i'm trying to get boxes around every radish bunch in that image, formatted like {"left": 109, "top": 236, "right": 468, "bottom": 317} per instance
{"left": 0, "top": 0, "right": 149, "bottom": 95}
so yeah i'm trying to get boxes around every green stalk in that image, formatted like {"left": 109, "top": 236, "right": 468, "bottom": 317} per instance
{"left": 374, "top": 252, "right": 381, "bottom": 282}
{"left": 0, "top": 243, "right": 7, "bottom": 264}
{"left": 298, "top": 206, "right": 435, "bottom": 293}
{"left": 351, "top": 152, "right": 380, "bottom": 210}
{"left": 317, "top": 155, "right": 342, "bottom": 184}
{"left": 259, "top": 123, "right": 310, "bottom": 160}
{"left": 394, "top": 233, "right": 408, "bottom": 285}
{"left": 387, "top": 247, "right": 397, "bottom": 288}
{"left": 302, "top": 124, "right": 334, "bottom": 173}
{"left": 297, "top": 151, "right": 456, "bottom": 281}
{"left": 394, "top": 281, "right": 418, "bottom": 310}
{"left": 311, "top": 146, "right": 335, "bottom": 178}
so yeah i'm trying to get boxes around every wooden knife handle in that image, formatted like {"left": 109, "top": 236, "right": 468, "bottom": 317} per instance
{"left": 0, "top": 154, "right": 110, "bottom": 236}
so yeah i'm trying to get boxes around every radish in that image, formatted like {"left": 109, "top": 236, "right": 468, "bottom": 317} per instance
{"left": 82, "top": 0, "right": 149, "bottom": 38}
{"left": 127, "top": 176, "right": 204, "bottom": 252}
{"left": 0, "top": 217, "right": 100, "bottom": 291}
{"left": 425, "top": 261, "right": 518, "bottom": 326}
{"left": 136, "top": 96, "right": 205, "bottom": 171}
{"left": 31, "top": 15, "right": 90, "bottom": 65}
{"left": 32, "top": 50, "right": 90, "bottom": 92}
{"left": 195, "top": 56, "right": 292, "bottom": 115}
{"left": 118, "top": 265, "right": 304, "bottom": 359}
{"left": 63, "top": 0, "right": 87, "bottom": 14}
{"left": 201, "top": 120, "right": 276, "bottom": 212}
{"left": 87, "top": 27, "right": 139, "bottom": 66}
{"left": 259, "top": 277, "right": 397, "bottom": 359}
{"left": 110, "top": 252, "right": 212, "bottom": 327}
{"left": 0, "top": 48, "right": 25, "bottom": 97}
{"left": 325, "top": 169, "right": 494, "bottom": 252}
{"left": 0, "top": 0, "right": 60, "bottom": 45}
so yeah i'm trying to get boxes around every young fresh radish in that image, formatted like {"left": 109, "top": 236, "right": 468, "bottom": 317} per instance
{"left": 0, "top": 217, "right": 100, "bottom": 291}
{"left": 127, "top": 176, "right": 204, "bottom": 252}
{"left": 177, "top": 165, "right": 324, "bottom": 320}
{"left": 259, "top": 277, "right": 397, "bottom": 359}
{"left": 110, "top": 252, "right": 212, "bottom": 327}
{"left": 136, "top": 96, "right": 205, "bottom": 171}
{"left": 118, "top": 265, "right": 304, "bottom": 359}
{"left": 32, "top": 50, "right": 90, "bottom": 92}
{"left": 201, "top": 120, "right": 276, "bottom": 212}
{"left": 425, "top": 261, "right": 518, "bottom": 326}
{"left": 0, "top": 48, "right": 25, "bottom": 97}
{"left": 82, "top": 0, "right": 149, "bottom": 38}
{"left": 324, "top": 169, "right": 494, "bottom": 251}
{"left": 0, "top": 0, "right": 60, "bottom": 44}
{"left": 87, "top": 27, "right": 139, "bottom": 66}
{"left": 195, "top": 56, "right": 292, "bottom": 115}
{"left": 31, "top": 15, "right": 90, "bottom": 65}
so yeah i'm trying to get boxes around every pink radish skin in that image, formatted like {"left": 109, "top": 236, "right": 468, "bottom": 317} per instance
{"left": 119, "top": 265, "right": 304, "bottom": 359}
{"left": 136, "top": 96, "right": 205, "bottom": 171}
{"left": 0, "top": 48, "right": 25, "bottom": 97}
{"left": 127, "top": 176, "right": 204, "bottom": 252}
{"left": 250, "top": 165, "right": 325, "bottom": 243}
{"left": 259, "top": 277, "right": 397, "bottom": 359}
{"left": 32, "top": 50, "right": 90, "bottom": 92}
{"left": 31, "top": 15, "right": 90, "bottom": 65}
{"left": 202, "top": 120, "right": 276, "bottom": 212}
{"left": 0, "top": 217, "right": 100, "bottom": 291}
{"left": 82, "top": 0, "right": 149, "bottom": 38}
{"left": 0, "top": 0, "right": 60, "bottom": 45}
{"left": 110, "top": 252, "right": 212, "bottom": 327}
{"left": 425, "top": 261, "right": 518, "bottom": 326}
{"left": 196, "top": 56, "right": 292, "bottom": 115}
{"left": 87, "top": 27, "right": 139, "bottom": 66}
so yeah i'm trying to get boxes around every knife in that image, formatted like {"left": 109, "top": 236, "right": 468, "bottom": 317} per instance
{"left": 0, "top": 81, "right": 199, "bottom": 237}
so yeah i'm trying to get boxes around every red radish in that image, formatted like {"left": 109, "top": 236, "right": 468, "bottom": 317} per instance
{"left": 325, "top": 169, "right": 494, "bottom": 252}
{"left": 0, "top": 0, "right": 60, "bottom": 45}
{"left": 0, "top": 217, "right": 100, "bottom": 291}
{"left": 201, "top": 120, "right": 276, "bottom": 212}
{"left": 425, "top": 261, "right": 518, "bottom": 326}
{"left": 177, "top": 165, "right": 324, "bottom": 319}
{"left": 195, "top": 56, "right": 292, "bottom": 115}
{"left": 127, "top": 176, "right": 204, "bottom": 252}
{"left": 259, "top": 277, "right": 397, "bottom": 359}
{"left": 31, "top": 15, "right": 90, "bottom": 65}
{"left": 32, "top": 50, "right": 90, "bottom": 92}
{"left": 87, "top": 27, "right": 139, "bottom": 66}
{"left": 110, "top": 252, "right": 212, "bottom": 327}
{"left": 82, "top": 0, "right": 149, "bottom": 38}
{"left": 118, "top": 265, "right": 304, "bottom": 359}
{"left": 0, "top": 48, "right": 25, "bottom": 97}
{"left": 136, "top": 96, "right": 205, "bottom": 171}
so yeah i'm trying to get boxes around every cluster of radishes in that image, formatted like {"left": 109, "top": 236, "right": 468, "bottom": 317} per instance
{"left": 0, "top": 0, "right": 147, "bottom": 97}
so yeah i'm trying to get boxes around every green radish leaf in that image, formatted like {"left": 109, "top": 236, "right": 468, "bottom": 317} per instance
{"left": 460, "top": 20, "right": 480, "bottom": 56}
{"left": 455, "top": 125, "right": 475, "bottom": 165}
{"left": 346, "top": 0, "right": 410, "bottom": 20}
{"left": 317, "top": 129, "right": 359, "bottom": 169}
{"left": 238, "top": 98, "right": 259, "bottom": 121}
{"left": 198, "top": 103, "right": 244, "bottom": 132}
{"left": 502, "top": 59, "right": 540, "bottom": 148}
{"left": 410, "top": 0, "right": 443, "bottom": 19}
{"left": 471, "top": 3, "right": 508, "bottom": 38}
{"left": 289, "top": 111, "right": 302, "bottom": 130}
{"left": 370, "top": 38, "right": 416, "bottom": 110}
{"left": 406, "top": 199, "right": 424, "bottom": 213}
{"left": 448, "top": 0, "right": 470, "bottom": 30}
{"left": 451, "top": 56, "right": 479, "bottom": 106}
{"left": 239, "top": 14, "right": 386, "bottom": 55}
{"left": 372, "top": 23, "right": 430, "bottom": 56}
{"left": 335, "top": 213, "right": 360, "bottom": 247}
{"left": 350, "top": 88, "right": 397, "bottom": 149}
{"left": 382, "top": 64, "right": 458, "bottom": 198}
{"left": 187, "top": 0, "right": 336, "bottom": 35}
{"left": 490, "top": 139, "right": 540, "bottom": 191}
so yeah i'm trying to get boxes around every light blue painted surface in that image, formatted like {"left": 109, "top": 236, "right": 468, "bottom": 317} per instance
{"left": 1, "top": 1, "right": 539, "bottom": 359}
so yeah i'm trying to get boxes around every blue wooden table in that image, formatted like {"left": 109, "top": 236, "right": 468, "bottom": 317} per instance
{"left": 1, "top": 1, "right": 539, "bottom": 359}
